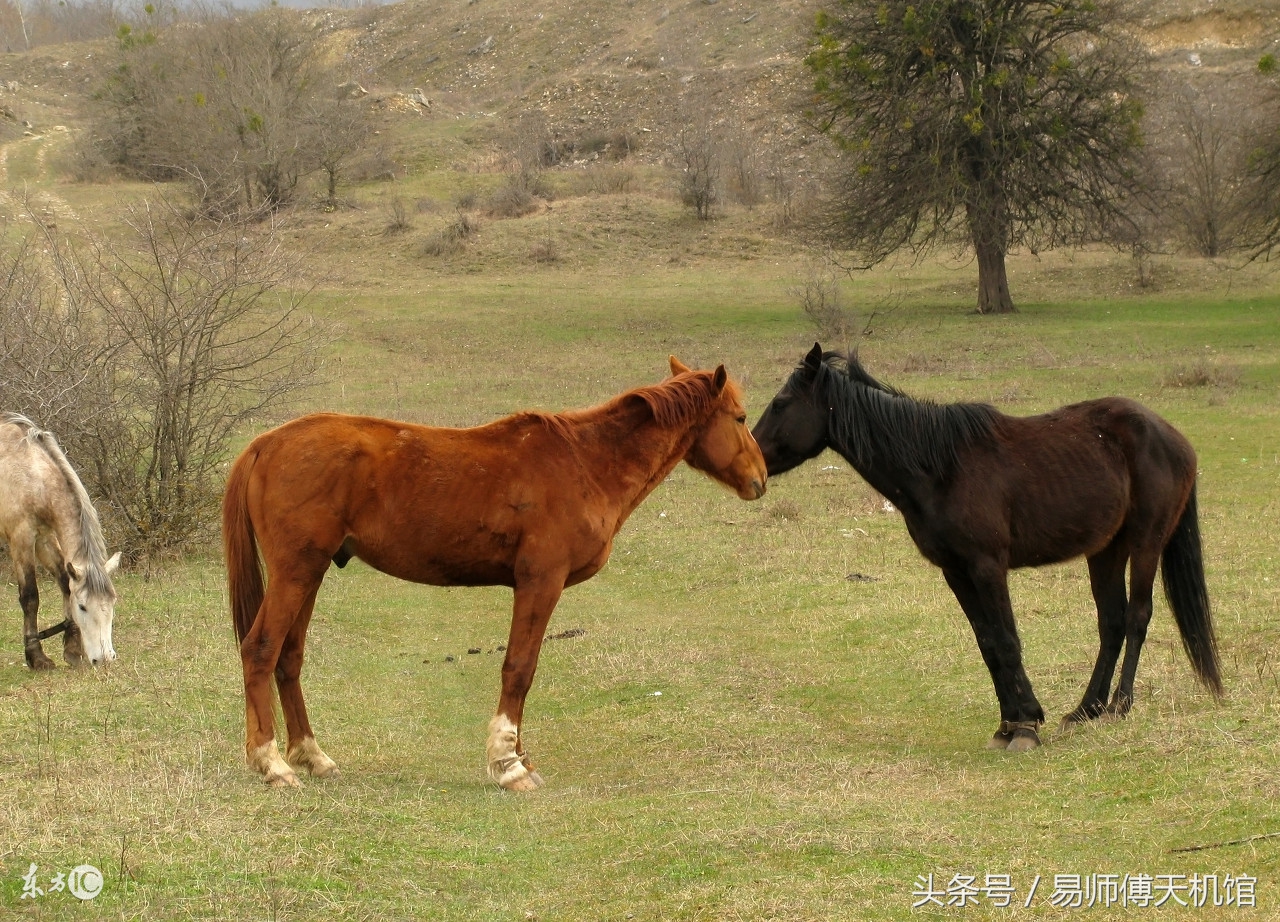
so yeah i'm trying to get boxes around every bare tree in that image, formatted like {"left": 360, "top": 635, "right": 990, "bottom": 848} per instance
{"left": 90, "top": 8, "right": 367, "bottom": 218}
{"left": 723, "top": 126, "right": 765, "bottom": 209}
{"left": 0, "top": 220, "right": 115, "bottom": 426}
{"left": 4, "top": 195, "right": 325, "bottom": 557}
{"left": 1243, "top": 53, "right": 1280, "bottom": 260}
{"left": 1155, "top": 82, "right": 1258, "bottom": 258}
{"left": 790, "top": 254, "right": 863, "bottom": 351}
{"left": 675, "top": 118, "right": 721, "bottom": 221}
{"left": 307, "top": 87, "right": 373, "bottom": 209}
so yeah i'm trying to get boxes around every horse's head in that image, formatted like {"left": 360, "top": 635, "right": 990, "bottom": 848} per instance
{"left": 669, "top": 356, "right": 767, "bottom": 500}
{"left": 751, "top": 343, "right": 831, "bottom": 477}
{"left": 63, "top": 551, "right": 121, "bottom": 667}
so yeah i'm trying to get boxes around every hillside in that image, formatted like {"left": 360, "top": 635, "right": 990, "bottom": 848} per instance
{"left": 0, "top": 0, "right": 1277, "bottom": 293}
{"left": 5, "top": 0, "right": 1278, "bottom": 161}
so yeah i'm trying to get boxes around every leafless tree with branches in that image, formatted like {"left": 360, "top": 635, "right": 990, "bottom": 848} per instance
{"left": 2, "top": 194, "right": 325, "bottom": 557}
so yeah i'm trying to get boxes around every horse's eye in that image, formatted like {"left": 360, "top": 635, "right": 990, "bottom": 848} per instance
{"left": 736, "top": 415, "right": 746, "bottom": 425}
{"left": 78, "top": 604, "right": 87, "bottom": 612}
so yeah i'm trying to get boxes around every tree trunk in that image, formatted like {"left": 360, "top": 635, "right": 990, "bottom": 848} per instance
{"left": 975, "top": 239, "right": 1016, "bottom": 314}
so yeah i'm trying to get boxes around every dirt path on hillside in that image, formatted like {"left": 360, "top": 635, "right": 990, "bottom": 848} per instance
{"left": 0, "top": 126, "right": 80, "bottom": 228}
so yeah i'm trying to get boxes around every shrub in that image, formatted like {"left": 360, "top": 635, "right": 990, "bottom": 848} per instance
{"left": 1, "top": 196, "right": 323, "bottom": 558}
{"left": 420, "top": 211, "right": 478, "bottom": 257}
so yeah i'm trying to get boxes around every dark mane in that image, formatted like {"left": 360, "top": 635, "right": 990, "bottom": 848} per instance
{"left": 810, "top": 352, "right": 1000, "bottom": 477}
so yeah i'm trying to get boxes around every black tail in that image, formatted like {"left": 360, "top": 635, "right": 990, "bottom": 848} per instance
{"left": 1161, "top": 484, "right": 1222, "bottom": 696}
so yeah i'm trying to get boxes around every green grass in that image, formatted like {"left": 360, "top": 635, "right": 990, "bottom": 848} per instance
{"left": 2, "top": 256, "right": 1278, "bottom": 919}
{"left": 4, "top": 95, "right": 1280, "bottom": 919}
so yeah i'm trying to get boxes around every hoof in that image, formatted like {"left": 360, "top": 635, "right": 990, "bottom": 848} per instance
{"left": 489, "top": 754, "right": 545, "bottom": 791}
{"left": 287, "top": 738, "right": 341, "bottom": 779}
{"left": 1104, "top": 698, "right": 1132, "bottom": 719}
{"left": 63, "top": 631, "right": 86, "bottom": 667}
{"left": 26, "top": 652, "right": 56, "bottom": 671}
{"left": 989, "top": 721, "right": 1042, "bottom": 753}
{"left": 1059, "top": 703, "right": 1108, "bottom": 730}
{"left": 986, "top": 730, "right": 1013, "bottom": 750}
{"left": 486, "top": 714, "right": 543, "bottom": 791}
{"left": 1006, "top": 727, "right": 1042, "bottom": 752}
{"left": 500, "top": 767, "right": 544, "bottom": 793}
{"left": 266, "top": 768, "right": 302, "bottom": 788}
{"left": 250, "top": 740, "right": 301, "bottom": 788}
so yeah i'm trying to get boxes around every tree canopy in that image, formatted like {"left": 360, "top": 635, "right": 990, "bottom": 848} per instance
{"left": 807, "top": 0, "right": 1150, "bottom": 313}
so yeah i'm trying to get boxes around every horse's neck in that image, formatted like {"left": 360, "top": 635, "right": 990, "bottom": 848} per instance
{"left": 574, "top": 401, "right": 696, "bottom": 522}
{"left": 40, "top": 453, "right": 101, "bottom": 573}
{"left": 827, "top": 382, "right": 928, "bottom": 513}
{"left": 47, "top": 496, "right": 92, "bottom": 570}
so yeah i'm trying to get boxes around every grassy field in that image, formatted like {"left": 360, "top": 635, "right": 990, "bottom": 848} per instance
{"left": 1, "top": 243, "right": 1278, "bottom": 920}
{"left": 1, "top": 2, "right": 1278, "bottom": 915}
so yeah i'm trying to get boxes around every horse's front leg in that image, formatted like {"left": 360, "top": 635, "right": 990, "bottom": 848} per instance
{"left": 488, "top": 570, "right": 567, "bottom": 791}
{"left": 55, "top": 562, "right": 86, "bottom": 667}
{"left": 943, "top": 566, "right": 1045, "bottom": 752}
{"left": 18, "top": 564, "right": 55, "bottom": 671}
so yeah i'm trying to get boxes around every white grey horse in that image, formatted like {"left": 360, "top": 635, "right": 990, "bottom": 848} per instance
{"left": 0, "top": 414, "right": 121, "bottom": 668}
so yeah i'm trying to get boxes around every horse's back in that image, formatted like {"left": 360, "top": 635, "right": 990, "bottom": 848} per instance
{"left": 0, "top": 419, "right": 59, "bottom": 538}
{"left": 940, "top": 397, "right": 1196, "bottom": 568}
{"left": 238, "top": 411, "right": 593, "bottom": 586}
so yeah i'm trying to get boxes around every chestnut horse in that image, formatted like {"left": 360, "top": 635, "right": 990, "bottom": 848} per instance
{"left": 752, "top": 345, "right": 1221, "bottom": 752}
{"left": 224, "top": 358, "right": 766, "bottom": 789}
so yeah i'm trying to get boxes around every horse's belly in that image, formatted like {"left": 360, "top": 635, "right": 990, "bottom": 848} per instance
{"left": 1008, "top": 496, "right": 1126, "bottom": 568}
{"left": 355, "top": 545, "right": 517, "bottom": 588}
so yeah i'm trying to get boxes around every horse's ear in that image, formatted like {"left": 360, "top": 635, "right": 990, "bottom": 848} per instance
{"left": 804, "top": 342, "right": 823, "bottom": 369}
{"left": 65, "top": 561, "right": 80, "bottom": 581}
{"left": 712, "top": 364, "right": 727, "bottom": 394}
{"left": 669, "top": 355, "right": 692, "bottom": 375}
{"left": 104, "top": 552, "right": 121, "bottom": 575}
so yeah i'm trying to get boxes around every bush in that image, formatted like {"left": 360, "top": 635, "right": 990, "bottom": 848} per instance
{"left": 420, "top": 211, "right": 478, "bottom": 258}
{"left": 486, "top": 180, "right": 539, "bottom": 219}
{"left": 0, "top": 195, "right": 323, "bottom": 558}
{"left": 575, "top": 164, "right": 636, "bottom": 196}
{"left": 383, "top": 197, "right": 413, "bottom": 234}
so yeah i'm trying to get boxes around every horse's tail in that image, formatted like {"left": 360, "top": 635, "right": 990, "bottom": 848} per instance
{"left": 223, "top": 444, "right": 264, "bottom": 645}
{"left": 1161, "top": 483, "right": 1223, "bottom": 697}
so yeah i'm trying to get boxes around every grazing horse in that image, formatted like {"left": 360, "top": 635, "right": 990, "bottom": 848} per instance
{"left": 752, "top": 344, "right": 1221, "bottom": 751}
{"left": 0, "top": 414, "right": 122, "bottom": 668}
{"left": 223, "top": 358, "right": 767, "bottom": 789}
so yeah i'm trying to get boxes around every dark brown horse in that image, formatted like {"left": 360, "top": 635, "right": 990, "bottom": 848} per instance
{"left": 224, "top": 358, "right": 766, "bottom": 789}
{"left": 752, "top": 345, "right": 1221, "bottom": 751}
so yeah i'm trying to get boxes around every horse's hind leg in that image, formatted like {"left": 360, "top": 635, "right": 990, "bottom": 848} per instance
{"left": 241, "top": 574, "right": 325, "bottom": 787}
{"left": 17, "top": 563, "right": 55, "bottom": 670}
{"left": 1062, "top": 540, "right": 1129, "bottom": 728}
{"left": 278, "top": 584, "right": 339, "bottom": 779}
{"left": 1107, "top": 548, "right": 1160, "bottom": 716}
